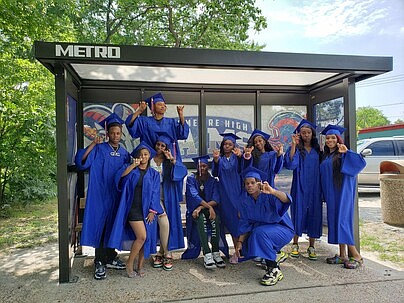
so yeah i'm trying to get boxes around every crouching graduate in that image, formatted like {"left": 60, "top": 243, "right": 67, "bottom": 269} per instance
{"left": 182, "top": 155, "right": 229, "bottom": 269}
{"left": 108, "top": 142, "right": 163, "bottom": 278}
{"left": 235, "top": 167, "right": 294, "bottom": 286}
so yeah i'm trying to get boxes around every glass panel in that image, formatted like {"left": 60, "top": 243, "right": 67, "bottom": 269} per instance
{"left": 206, "top": 105, "right": 254, "bottom": 153}
{"left": 261, "top": 105, "right": 307, "bottom": 192}
{"left": 368, "top": 141, "right": 395, "bottom": 156}
{"left": 314, "top": 97, "right": 344, "bottom": 149}
{"left": 397, "top": 140, "right": 404, "bottom": 155}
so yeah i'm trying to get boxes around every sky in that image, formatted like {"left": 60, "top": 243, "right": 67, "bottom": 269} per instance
{"left": 249, "top": 0, "right": 404, "bottom": 123}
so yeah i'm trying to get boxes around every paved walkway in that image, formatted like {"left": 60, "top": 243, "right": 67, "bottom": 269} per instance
{"left": 0, "top": 190, "right": 403, "bottom": 303}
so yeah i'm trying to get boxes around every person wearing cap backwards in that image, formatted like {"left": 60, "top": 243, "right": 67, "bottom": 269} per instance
{"left": 182, "top": 155, "right": 229, "bottom": 269}
{"left": 243, "top": 129, "right": 284, "bottom": 188}
{"left": 320, "top": 124, "right": 366, "bottom": 269}
{"left": 149, "top": 132, "right": 188, "bottom": 271}
{"left": 125, "top": 92, "right": 189, "bottom": 163}
{"left": 236, "top": 167, "right": 294, "bottom": 286}
{"left": 212, "top": 133, "right": 243, "bottom": 264}
{"left": 108, "top": 142, "right": 163, "bottom": 278}
{"left": 75, "top": 113, "right": 131, "bottom": 280}
{"left": 284, "top": 119, "right": 322, "bottom": 260}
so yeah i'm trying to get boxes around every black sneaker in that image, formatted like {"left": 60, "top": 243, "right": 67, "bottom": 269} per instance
{"left": 94, "top": 261, "right": 106, "bottom": 280}
{"left": 106, "top": 257, "right": 126, "bottom": 270}
{"left": 260, "top": 267, "right": 283, "bottom": 286}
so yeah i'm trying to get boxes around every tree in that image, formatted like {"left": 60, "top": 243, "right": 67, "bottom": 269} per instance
{"left": 0, "top": 0, "right": 268, "bottom": 206}
{"left": 394, "top": 118, "right": 404, "bottom": 124}
{"left": 356, "top": 106, "right": 390, "bottom": 131}
{"left": 0, "top": 0, "right": 76, "bottom": 205}
{"left": 70, "top": 0, "right": 267, "bottom": 50}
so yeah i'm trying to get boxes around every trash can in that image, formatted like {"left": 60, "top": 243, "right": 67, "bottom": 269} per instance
{"left": 379, "top": 160, "right": 404, "bottom": 227}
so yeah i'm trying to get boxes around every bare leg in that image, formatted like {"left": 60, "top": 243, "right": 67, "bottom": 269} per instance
{"left": 126, "top": 221, "right": 146, "bottom": 277}
{"left": 158, "top": 213, "right": 170, "bottom": 256}
{"left": 136, "top": 246, "right": 146, "bottom": 276}
{"left": 347, "top": 245, "right": 362, "bottom": 260}
{"left": 339, "top": 244, "right": 348, "bottom": 260}
{"left": 309, "top": 237, "right": 315, "bottom": 247}
{"left": 293, "top": 235, "right": 299, "bottom": 245}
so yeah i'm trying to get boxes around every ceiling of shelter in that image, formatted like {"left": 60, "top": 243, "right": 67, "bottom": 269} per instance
{"left": 71, "top": 63, "right": 338, "bottom": 86}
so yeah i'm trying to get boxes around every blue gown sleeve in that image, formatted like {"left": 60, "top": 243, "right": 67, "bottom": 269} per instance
{"left": 283, "top": 147, "right": 299, "bottom": 170}
{"left": 75, "top": 146, "right": 97, "bottom": 170}
{"left": 274, "top": 153, "right": 284, "bottom": 174}
{"left": 171, "top": 161, "right": 188, "bottom": 181}
{"left": 175, "top": 120, "right": 190, "bottom": 140}
{"left": 341, "top": 150, "right": 366, "bottom": 176}
{"left": 125, "top": 114, "right": 145, "bottom": 139}
{"left": 185, "top": 175, "right": 203, "bottom": 211}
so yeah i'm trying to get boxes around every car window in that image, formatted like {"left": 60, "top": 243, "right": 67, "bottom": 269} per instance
{"left": 367, "top": 140, "right": 395, "bottom": 156}
{"left": 357, "top": 139, "right": 370, "bottom": 151}
{"left": 396, "top": 140, "right": 404, "bottom": 155}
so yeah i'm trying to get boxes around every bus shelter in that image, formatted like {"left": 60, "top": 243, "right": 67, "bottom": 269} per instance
{"left": 34, "top": 41, "right": 392, "bottom": 283}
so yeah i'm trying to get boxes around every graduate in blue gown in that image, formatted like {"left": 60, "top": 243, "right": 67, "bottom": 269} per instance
{"left": 75, "top": 113, "right": 131, "bottom": 280}
{"left": 212, "top": 133, "right": 243, "bottom": 264}
{"left": 320, "top": 125, "right": 366, "bottom": 269}
{"left": 125, "top": 92, "right": 190, "bottom": 163}
{"left": 182, "top": 155, "right": 229, "bottom": 268}
{"left": 284, "top": 120, "right": 322, "bottom": 260}
{"left": 108, "top": 142, "right": 164, "bottom": 278}
{"left": 149, "top": 131, "right": 187, "bottom": 270}
{"left": 235, "top": 167, "right": 294, "bottom": 286}
{"left": 243, "top": 129, "right": 284, "bottom": 187}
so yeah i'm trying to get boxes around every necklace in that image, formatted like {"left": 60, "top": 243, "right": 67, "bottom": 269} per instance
{"left": 108, "top": 143, "right": 120, "bottom": 156}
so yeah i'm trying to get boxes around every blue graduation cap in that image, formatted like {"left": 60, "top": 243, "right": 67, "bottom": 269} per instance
{"left": 293, "top": 119, "right": 317, "bottom": 134}
{"left": 219, "top": 133, "right": 241, "bottom": 144}
{"left": 192, "top": 155, "right": 210, "bottom": 167}
{"left": 131, "top": 142, "right": 157, "bottom": 159}
{"left": 248, "top": 129, "right": 270, "bottom": 142}
{"left": 145, "top": 92, "right": 165, "bottom": 112}
{"left": 155, "top": 131, "right": 174, "bottom": 148}
{"left": 242, "top": 167, "right": 266, "bottom": 181}
{"left": 321, "top": 124, "right": 346, "bottom": 136}
{"left": 98, "top": 113, "right": 124, "bottom": 129}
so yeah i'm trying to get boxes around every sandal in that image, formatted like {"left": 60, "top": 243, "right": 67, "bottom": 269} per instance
{"left": 344, "top": 258, "right": 363, "bottom": 269}
{"left": 136, "top": 268, "right": 146, "bottom": 277}
{"left": 326, "top": 254, "right": 348, "bottom": 264}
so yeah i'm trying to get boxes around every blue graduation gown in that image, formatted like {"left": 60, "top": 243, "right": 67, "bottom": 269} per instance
{"left": 108, "top": 167, "right": 164, "bottom": 258}
{"left": 284, "top": 147, "right": 322, "bottom": 238}
{"left": 125, "top": 115, "right": 190, "bottom": 162}
{"left": 238, "top": 191, "right": 294, "bottom": 261}
{"left": 75, "top": 142, "right": 130, "bottom": 248}
{"left": 212, "top": 154, "right": 243, "bottom": 237}
{"left": 181, "top": 173, "right": 230, "bottom": 259}
{"left": 243, "top": 151, "right": 284, "bottom": 187}
{"left": 160, "top": 160, "right": 187, "bottom": 250}
{"left": 320, "top": 150, "right": 366, "bottom": 245}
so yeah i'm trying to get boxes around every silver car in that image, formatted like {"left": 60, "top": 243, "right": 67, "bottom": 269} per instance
{"left": 357, "top": 136, "right": 404, "bottom": 186}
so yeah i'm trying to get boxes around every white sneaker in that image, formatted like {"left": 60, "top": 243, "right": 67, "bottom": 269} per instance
{"left": 212, "top": 252, "right": 226, "bottom": 268}
{"left": 204, "top": 253, "right": 216, "bottom": 269}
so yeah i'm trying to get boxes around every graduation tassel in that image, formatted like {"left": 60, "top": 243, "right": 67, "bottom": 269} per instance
{"left": 198, "top": 159, "right": 201, "bottom": 177}
{"left": 151, "top": 97, "right": 154, "bottom": 115}
{"left": 173, "top": 142, "right": 176, "bottom": 159}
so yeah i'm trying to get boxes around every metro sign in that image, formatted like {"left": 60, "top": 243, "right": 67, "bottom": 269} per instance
{"left": 55, "top": 44, "right": 121, "bottom": 58}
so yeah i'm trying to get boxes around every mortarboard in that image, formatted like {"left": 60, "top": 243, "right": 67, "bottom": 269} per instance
{"left": 248, "top": 129, "right": 270, "bottom": 142}
{"left": 293, "top": 119, "right": 317, "bottom": 134}
{"left": 219, "top": 133, "right": 241, "bottom": 144}
{"left": 144, "top": 92, "right": 165, "bottom": 112}
{"left": 192, "top": 155, "right": 210, "bottom": 167}
{"left": 131, "top": 142, "right": 157, "bottom": 159}
{"left": 321, "top": 124, "right": 346, "bottom": 136}
{"left": 98, "top": 113, "right": 124, "bottom": 129}
{"left": 242, "top": 167, "right": 267, "bottom": 181}
{"left": 155, "top": 131, "right": 174, "bottom": 148}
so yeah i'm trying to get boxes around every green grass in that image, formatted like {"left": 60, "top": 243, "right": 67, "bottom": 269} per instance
{"left": 360, "top": 224, "right": 404, "bottom": 265}
{"left": 0, "top": 199, "right": 58, "bottom": 250}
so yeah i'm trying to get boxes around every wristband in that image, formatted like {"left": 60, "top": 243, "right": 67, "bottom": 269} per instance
{"left": 149, "top": 209, "right": 157, "bottom": 214}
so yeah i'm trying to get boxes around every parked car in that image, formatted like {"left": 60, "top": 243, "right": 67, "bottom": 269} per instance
{"left": 357, "top": 136, "right": 404, "bottom": 186}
